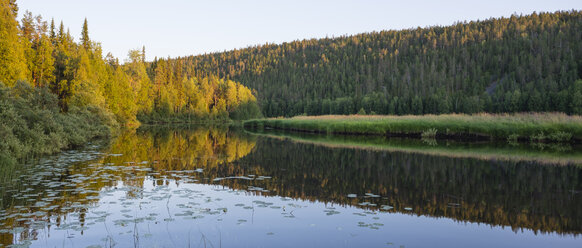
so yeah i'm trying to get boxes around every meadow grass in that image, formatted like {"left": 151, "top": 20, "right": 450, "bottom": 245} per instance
{"left": 244, "top": 113, "right": 582, "bottom": 143}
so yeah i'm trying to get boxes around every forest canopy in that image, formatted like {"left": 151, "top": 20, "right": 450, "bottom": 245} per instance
{"left": 2, "top": 0, "right": 582, "bottom": 121}
{"left": 0, "top": 0, "right": 261, "bottom": 126}
{"left": 165, "top": 10, "right": 582, "bottom": 117}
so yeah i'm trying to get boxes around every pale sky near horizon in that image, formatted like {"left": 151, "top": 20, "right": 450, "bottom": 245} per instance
{"left": 17, "top": 0, "right": 582, "bottom": 61}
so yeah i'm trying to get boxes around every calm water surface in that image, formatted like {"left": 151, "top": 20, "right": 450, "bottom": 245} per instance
{"left": 0, "top": 126, "right": 581, "bottom": 247}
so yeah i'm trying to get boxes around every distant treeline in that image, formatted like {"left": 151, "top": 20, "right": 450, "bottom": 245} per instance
{"left": 0, "top": 0, "right": 260, "bottom": 126}
{"left": 162, "top": 10, "right": 582, "bottom": 117}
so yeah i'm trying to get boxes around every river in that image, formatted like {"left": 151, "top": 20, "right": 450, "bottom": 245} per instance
{"left": 0, "top": 126, "right": 580, "bottom": 247}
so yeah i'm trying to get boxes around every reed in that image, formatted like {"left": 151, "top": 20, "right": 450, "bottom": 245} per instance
{"left": 244, "top": 113, "right": 582, "bottom": 143}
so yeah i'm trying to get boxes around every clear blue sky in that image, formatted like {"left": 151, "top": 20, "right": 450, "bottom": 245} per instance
{"left": 17, "top": 0, "right": 582, "bottom": 61}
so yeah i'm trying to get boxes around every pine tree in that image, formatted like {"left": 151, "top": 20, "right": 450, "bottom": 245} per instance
{"left": 81, "top": 18, "right": 90, "bottom": 50}
{"left": 571, "top": 80, "right": 582, "bottom": 115}
{"left": 58, "top": 21, "right": 64, "bottom": 42}
{"left": 49, "top": 18, "right": 56, "bottom": 43}
{"left": 142, "top": 45, "right": 146, "bottom": 63}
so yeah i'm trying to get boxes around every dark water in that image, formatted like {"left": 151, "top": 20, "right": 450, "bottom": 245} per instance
{"left": 0, "top": 126, "right": 581, "bottom": 247}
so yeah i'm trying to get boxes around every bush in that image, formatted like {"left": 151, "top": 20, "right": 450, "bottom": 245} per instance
{"left": 547, "top": 131, "right": 572, "bottom": 142}
{"left": 421, "top": 128, "right": 438, "bottom": 139}
{"left": 357, "top": 108, "right": 366, "bottom": 115}
{"left": 507, "top": 133, "right": 519, "bottom": 144}
{"left": 229, "top": 101, "right": 263, "bottom": 120}
{"left": 0, "top": 82, "right": 115, "bottom": 165}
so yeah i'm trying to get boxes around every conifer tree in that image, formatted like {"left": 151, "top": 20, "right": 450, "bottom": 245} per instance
{"left": 81, "top": 18, "right": 90, "bottom": 50}
{"left": 49, "top": 18, "right": 56, "bottom": 43}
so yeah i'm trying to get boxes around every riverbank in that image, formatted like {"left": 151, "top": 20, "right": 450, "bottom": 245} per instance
{"left": 244, "top": 113, "right": 582, "bottom": 143}
{"left": 0, "top": 84, "right": 117, "bottom": 168}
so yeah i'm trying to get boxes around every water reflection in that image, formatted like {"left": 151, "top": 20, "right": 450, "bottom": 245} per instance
{"left": 236, "top": 133, "right": 582, "bottom": 234}
{"left": 0, "top": 126, "right": 580, "bottom": 247}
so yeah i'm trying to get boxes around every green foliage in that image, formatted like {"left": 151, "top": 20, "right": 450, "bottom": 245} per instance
{"left": 166, "top": 11, "right": 582, "bottom": 116}
{"left": 245, "top": 113, "right": 582, "bottom": 143}
{"left": 81, "top": 18, "right": 90, "bottom": 50}
{"left": 547, "top": 131, "right": 573, "bottom": 143}
{"left": 138, "top": 71, "right": 261, "bottom": 123}
{"left": 229, "top": 101, "right": 263, "bottom": 120}
{"left": 0, "top": 82, "right": 114, "bottom": 166}
{"left": 530, "top": 132, "right": 546, "bottom": 142}
{"left": 421, "top": 128, "right": 438, "bottom": 139}
{"left": 357, "top": 108, "right": 366, "bottom": 115}
{"left": 507, "top": 134, "right": 520, "bottom": 144}
{"left": 0, "top": 0, "right": 28, "bottom": 85}
{"left": 0, "top": 2, "right": 260, "bottom": 128}
{"left": 571, "top": 80, "right": 582, "bottom": 115}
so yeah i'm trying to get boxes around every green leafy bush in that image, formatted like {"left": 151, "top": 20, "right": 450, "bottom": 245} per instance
{"left": 0, "top": 82, "right": 115, "bottom": 166}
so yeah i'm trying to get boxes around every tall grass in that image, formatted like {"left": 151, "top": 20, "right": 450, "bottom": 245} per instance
{"left": 244, "top": 113, "right": 582, "bottom": 143}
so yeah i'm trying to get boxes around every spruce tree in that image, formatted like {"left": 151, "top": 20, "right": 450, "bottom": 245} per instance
{"left": 49, "top": 18, "right": 56, "bottom": 43}
{"left": 81, "top": 18, "right": 90, "bottom": 50}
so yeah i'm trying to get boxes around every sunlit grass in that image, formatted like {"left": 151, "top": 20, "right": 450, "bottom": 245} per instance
{"left": 244, "top": 113, "right": 582, "bottom": 143}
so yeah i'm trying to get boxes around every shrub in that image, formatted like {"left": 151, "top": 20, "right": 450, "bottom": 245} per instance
{"left": 421, "top": 128, "right": 438, "bottom": 139}
{"left": 507, "top": 134, "right": 519, "bottom": 143}
{"left": 530, "top": 132, "right": 546, "bottom": 142}
{"left": 547, "top": 131, "right": 572, "bottom": 142}
{"left": 0, "top": 82, "right": 114, "bottom": 165}
{"left": 357, "top": 108, "right": 366, "bottom": 115}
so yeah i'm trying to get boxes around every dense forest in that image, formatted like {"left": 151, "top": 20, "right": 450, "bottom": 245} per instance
{"left": 0, "top": 0, "right": 260, "bottom": 126}
{"left": 163, "top": 10, "right": 582, "bottom": 117}
{"left": 0, "top": 0, "right": 260, "bottom": 165}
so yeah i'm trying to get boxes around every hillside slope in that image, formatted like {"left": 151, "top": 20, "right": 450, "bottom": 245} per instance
{"left": 151, "top": 11, "right": 582, "bottom": 117}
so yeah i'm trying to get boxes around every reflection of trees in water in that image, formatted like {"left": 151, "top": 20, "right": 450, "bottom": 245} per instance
{"left": 0, "top": 150, "right": 108, "bottom": 246}
{"left": 106, "top": 127, "right": 257, "bottom": 170}
{"left": 211, "top": 138, "right": 582, "bottom": 235}
{"left": 0, "top": 127, "right": 256, "bottom": 246}
{"left": 2, "top": 127, "right": 581, "bottom": 246}
{"left": 104, "top": 129, "right": 582, "bottom": 235}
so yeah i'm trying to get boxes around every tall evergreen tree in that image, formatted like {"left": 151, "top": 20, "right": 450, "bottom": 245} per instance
{"left": 49, "top": 18, "right": 56, "bottom": 43}
{"left": 141, "top": 45, "right": 146, "bottom": 63}
{"left": 81, "top": 17, "right": 90, "bottom": 50}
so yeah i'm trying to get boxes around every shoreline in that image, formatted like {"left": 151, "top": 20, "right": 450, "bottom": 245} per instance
{"left": 244, "top": 113, "right": 582, "bottom": 144}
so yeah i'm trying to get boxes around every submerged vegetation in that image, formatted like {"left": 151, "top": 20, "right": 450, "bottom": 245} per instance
{"left": 244, "top": 113, "right": 582, "bottom": 143}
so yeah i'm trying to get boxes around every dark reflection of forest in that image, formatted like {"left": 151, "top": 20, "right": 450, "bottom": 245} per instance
{"left": 204, "top": 135, "right": 582, "bottom": 236}
{"left": 0, "top": 126, "right": 257, "bottom": 247}
{"left": 1, "top": 126, "right": 581, "bottom": 246}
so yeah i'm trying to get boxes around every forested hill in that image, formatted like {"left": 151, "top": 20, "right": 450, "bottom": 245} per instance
{"left": 0, "top": 0, "right": 261, "bottom": 125}
{"left": 154, "top": 10, "right": 582, "bottom": 117}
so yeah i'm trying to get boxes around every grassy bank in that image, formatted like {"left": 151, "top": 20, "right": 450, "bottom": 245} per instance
{"left": 0, "top": 82, "right": 117, "bottom": 168}
{"left": 244, "top": 113, "right": 582, "bottom": 143}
